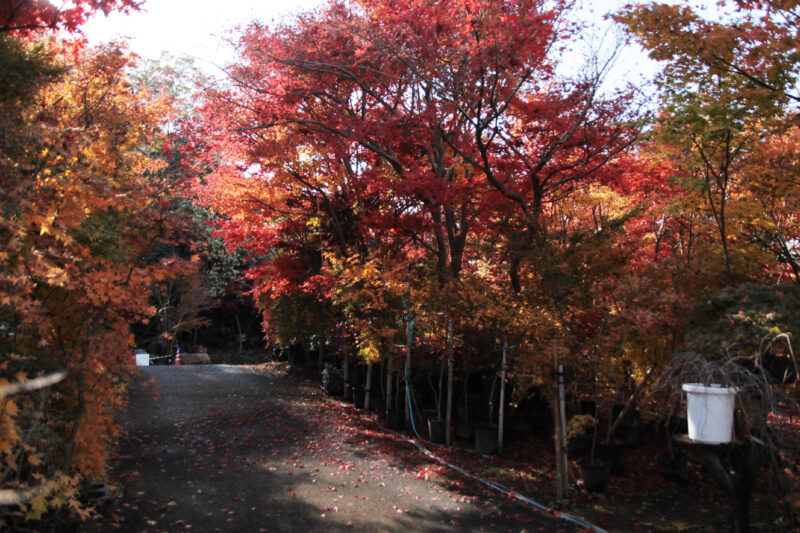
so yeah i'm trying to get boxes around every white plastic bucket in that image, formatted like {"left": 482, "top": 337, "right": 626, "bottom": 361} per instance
{"left": 135, "top": 353, "right": 150, "bottom": 366}
{"left": 682, "top": 383, "right": 737, "bottom": 444}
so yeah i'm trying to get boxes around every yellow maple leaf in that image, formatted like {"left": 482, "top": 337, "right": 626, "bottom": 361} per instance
{"left": 26, "top": 495, "right": 48, "bottom": 520}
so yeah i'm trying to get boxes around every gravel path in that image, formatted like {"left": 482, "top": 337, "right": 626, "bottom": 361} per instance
{"left": 94, "top": 365, "right": 583, "bottom": 532}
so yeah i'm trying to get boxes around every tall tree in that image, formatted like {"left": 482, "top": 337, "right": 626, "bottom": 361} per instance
{"left": 0, "top": 39, "right": 192, "bottom": 524}
{"left": 616, "top": 1, "right": 800, "bottom": 107}
{"left": 0, "top": 0, "right": 140, "bottom": 34}
{"left": 617, "top": 1, "right": 796, "bottom": 284}
{"left": 201, "top": 0, "right": 640, "bottom": 445}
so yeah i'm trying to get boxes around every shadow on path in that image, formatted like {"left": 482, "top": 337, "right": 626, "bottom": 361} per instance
{"left": 94, "top": 365, "right": 581, "bottom": 532}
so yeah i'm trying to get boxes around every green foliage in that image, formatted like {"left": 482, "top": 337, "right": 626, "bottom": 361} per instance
{"left": 73, "top": 209, "right": 133, "bottom": 262}
{"left": 130, "top": 52, "right": 206, "bottom": 118}
{"left": 0, "top": 36, "right": 61, "bottom": 107}
{"left": 685, "top": 283, "right": 800, "bottom": 357}
{"left": 203, "top": 235, "right": 250, "bottom": 299}
{"left": 267, "top": 293, "right": 329, "bottom": 347}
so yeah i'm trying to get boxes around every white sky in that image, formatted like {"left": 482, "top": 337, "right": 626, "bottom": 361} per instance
{"left": 82, "top": 0, "right": 323, "bottom": 74}
{"left": 82, "top": 0, "right": 659, "bottom": 89}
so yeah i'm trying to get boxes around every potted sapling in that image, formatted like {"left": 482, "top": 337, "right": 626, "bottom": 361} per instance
{"left": 569, "top": 413, "right": 610, "bottom": 492}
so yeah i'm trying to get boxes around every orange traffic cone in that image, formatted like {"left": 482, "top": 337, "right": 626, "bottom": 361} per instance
{"left": 174, "top": 346, "right": 181, "bottom": 366}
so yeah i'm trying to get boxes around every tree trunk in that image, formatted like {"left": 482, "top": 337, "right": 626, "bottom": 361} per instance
{"left": 553, "top": 343, "right": 567, "bottom": 500}
{"left": 607, "top": 363, "right": 657, "bottom": 441}
{"left": 343, "top": 344, "right": 350, "bottom": 401}
{"left": 701, "top": 441, "right": 764, "bottom": 533}
{"left": 558, "top": 362, "right": 568, "bottom": 478}
{"left": 395, "top": 370, "right": 402, "bottom": 413}
{"left": 386, "top": 344, "right": 394, "bottom": 417}
{"left": 235, "top": 309, "right": 243, "bottom": 355}
{"left": 63, "top": 400, "right": 86, "bottom": 475}
{"left": 702, "top": 157, "right": 734, "bottom": 285}
{"left": 318, "top": 334, "right": 325, "bottom": 374}
{"left": 379, "top": 358, "right": 385, "bottom": 401}
{"left": 488, "top": 364, "right": 498, "bottom": 424}
{"left": 63, "top": 353, "right": 87, "bottom": 474}
{"left": 719, "top": 198, "right": 734, "bottom": 284}
{"left": 364, "top": 363, "right": 373, "bottom": 411}
{"left": 498, "top": 336, "right": 508, "bottom": 455}
{"left": 405, "top": 317, "right": 413, "bottom": 426}
{"left": 463, "top": 370, "right": 469, "bottom": 419}
{"left": 437, "top": 351, "right": 445, "bottom": 419}
{"left": 319, "top": 307, "right": 326, "bottom": 373}
{"left": 446, "top": 318, "right": 454, "bottom": 445}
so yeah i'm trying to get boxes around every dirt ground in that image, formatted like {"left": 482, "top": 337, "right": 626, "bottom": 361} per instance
{"left": 83, "top": 362, "right": 792, "bottom": 533}
{"left": 85, "top": 364, "right": 590, "bottom": 532}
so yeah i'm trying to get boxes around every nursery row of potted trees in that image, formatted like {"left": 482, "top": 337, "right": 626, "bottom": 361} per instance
{"left": 314, "top": 341, "right": 797, "bottom": 533}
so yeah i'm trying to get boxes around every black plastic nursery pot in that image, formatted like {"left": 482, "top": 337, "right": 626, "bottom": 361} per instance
{"left": 372, "top": 398, "right": 386, "bottom": 418}
{"left": 504, "top": 416, "right": 527, "bottom": 443}
{"left": 657, "top": 450, "right": 689, "bottom": 483}
{"left": 474, "top": 423, "right": 498, "bottom": 455}
{"left": 580, "top": 461, "right": 611, "bottom": 493}
{"left": 454, "top": 418, "right": 475, "bottom": 441}
{"left": 595, "top": 442, "right": 627, "bottom": 475}
{"left": 421, "top": 409, "right": 437, "bottom": 423}
{"left": 613, "top": 424, "right": 640, "bottom": 446}
{"left": 387, "top": 410, "right": 405, "bottom": 431}
{"left": 350, "top": 386, "right": 365, "bottom": 409}
{"left": 428, "top": 419, "right": 446, "bottom": 443}
{"left": 529, "top": 410, "right": 554, "bottom": 436}
{"left": 567, "top": 433, "right": 592, "bottom": 456}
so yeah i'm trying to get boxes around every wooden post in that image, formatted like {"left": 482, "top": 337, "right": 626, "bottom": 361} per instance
{"left": 385, "top": 344, "right": 394, "bottom": 417}
{"left": 437, "top": 346, "right": 445, "bottom": 420}
{"left": 343, "top": 341, "right": 350, "bottom": 401}
{"left": 318, "top": 334, "right": 324, "bottom": 374}
{"left": 488, "top": 368, "right": 497, "bottom": 424}
{"left": 553, "top": 342, "right": 566, "bottom": 500}
{"left": 364, "top": 363, "right": 373, "bottom": 411}
{"left": 446, "top": 317, "right": 454, "bottom": 445}
{"left": 405, "top": 317, "right": 412, "bottom": 426}
{"left": 235, "top": 311, "right": 243, "bottom": 355}
{"left": 498, "top": 336, "right": 508, "bottom": 455}
{"left": 558, "top": 362, "right": 569, "bottom": 483}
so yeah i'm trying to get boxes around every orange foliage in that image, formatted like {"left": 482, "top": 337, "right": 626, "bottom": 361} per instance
{"left": 0, "top": 38, "right": 190, "bottom": 522}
